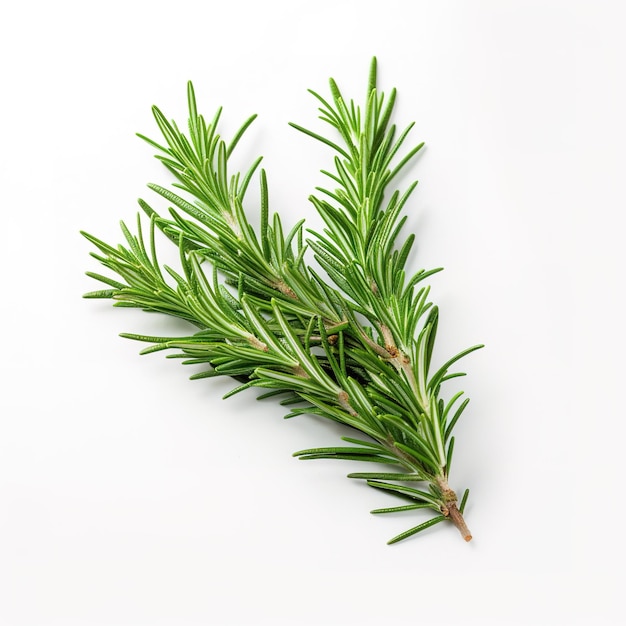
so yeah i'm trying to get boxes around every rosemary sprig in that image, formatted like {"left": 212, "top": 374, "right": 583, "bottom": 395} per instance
{"left": 82, "top": 59, "right": 482, "bottom": 543}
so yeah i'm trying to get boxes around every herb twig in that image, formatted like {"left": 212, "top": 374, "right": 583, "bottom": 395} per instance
{"left": 83, "top": 59, "right": 482, "bottom": 543}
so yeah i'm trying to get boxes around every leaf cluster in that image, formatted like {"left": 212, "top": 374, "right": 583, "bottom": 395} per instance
{"left": 83, "top": 59, "right": 481, "bottom": 543}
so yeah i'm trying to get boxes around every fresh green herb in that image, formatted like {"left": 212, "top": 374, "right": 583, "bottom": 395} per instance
{"left": 82, "top": 59, "right": 482, "bottom": 543}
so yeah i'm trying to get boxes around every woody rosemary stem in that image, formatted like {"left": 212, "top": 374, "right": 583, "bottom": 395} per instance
{"left": 448, "top": 503, "right": 472, "bottom": 542}
{"left": 437, "top": 477, "right": 472, "bottom": 541}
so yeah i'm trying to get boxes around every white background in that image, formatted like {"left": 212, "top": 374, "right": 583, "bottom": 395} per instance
{"left": 1, "top": 1, "right": 624, "bottom": 624}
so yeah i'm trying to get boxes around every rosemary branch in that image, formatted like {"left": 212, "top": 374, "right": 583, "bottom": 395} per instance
{"left": 83, "top": 58, "right": 482, "bottom": 544}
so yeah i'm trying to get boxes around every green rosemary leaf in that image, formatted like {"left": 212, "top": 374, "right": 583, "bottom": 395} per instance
{"left": 226, "top": 113, "right": 258, "bottom": 158}
{"left": 189, "top": 369, "right": 216, "bottom": 380}
{"left": 136, "top": 132, "right": 169, "bottom": 153}
{"left": 84, "top": 272, "right": 126, "bottom": 290}
{"left": 238, "top": 156, "right": 264, "bottom": 200}
{"left": 289, "top": 122, "right": 351, "bottom": 159}
{"left": 387, "top": 515, "right": 447, "bottom": 545}
{"left": 445, "top": 397, "right": 471, "bottom": 442}
{"left": 138, "top": 343, "right": 176, "bottom": 356}
{"left": 366, "top": 57, "right": 378, "bottom": 107}
{"left": 459, "top": 488, "right": 470, "bottom": 514}
{"left": 428, "top": 344, "right": 484, "bottom": 392}
{"left": 222, "top": 380, "right": 257, "bottom": 398}
{"left": 83, "top": 289, "right": 117, "bottom": 299}
{"left": 294, "top": 446, "right": 389, "bottom": 457}
{"left": 347, "top": 472, "right": 424, "bottom": 481}
{"left": 297, "top": 453, "right": 398, "bottom": 464}
{"left": 388, "top": 141, "right": 425, "bottom": 183}
{"left": 370, "top": 503, "right": 432, "bottom": 515}
{"left": 446, "top": 436, "right": 455, "bottom": 473}
{"left": 366, "top": 480, "right": 441, "bottom": 508}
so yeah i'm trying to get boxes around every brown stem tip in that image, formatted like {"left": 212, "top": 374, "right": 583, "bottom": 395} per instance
{"left": 447, "top": 503, "right": 472, "bottom": 542}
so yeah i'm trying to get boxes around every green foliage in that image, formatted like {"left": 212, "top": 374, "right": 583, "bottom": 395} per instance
{"left": 82, "top": 59, "right": 482, "bottom": 543}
